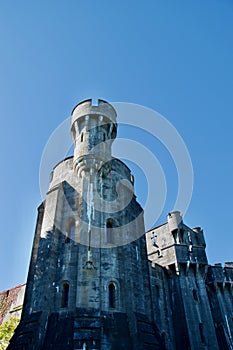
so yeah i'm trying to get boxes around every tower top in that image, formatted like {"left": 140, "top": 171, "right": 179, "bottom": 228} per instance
{"left": 71, "top": 98, "right": 117, "bottom": 126}
{"left": 70, "top": 99, "right": 117, "bottom": 176}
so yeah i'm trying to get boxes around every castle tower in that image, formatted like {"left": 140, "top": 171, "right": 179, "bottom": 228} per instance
{"left": 9, "top": 100, "right": 162, "bottom": 349}
{"left": 146, "top": 211, "right": 219, "bottom": 350}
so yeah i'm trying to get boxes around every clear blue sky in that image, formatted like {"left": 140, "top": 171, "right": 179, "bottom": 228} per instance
{"left": 0, "top": 0, "right": 232, "bottom": 291}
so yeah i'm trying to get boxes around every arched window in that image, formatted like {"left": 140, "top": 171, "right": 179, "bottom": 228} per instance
{"left": 81, "top": 133, "right": 84, "bottom": 142}
{"left": 109, "top": 283, "right": 116, "bottom": 308}
{"left": 192, "top": 289, "right": 198, "bottom": 301}
{"left": 65, "top": 219, "right": 75, "bottom": 243}
{"left": 106, "top": 218, "right": 113, "bottom": 244}
{"left": 61, "top": 282, "right": 69, "bottom": 308}
{"left": 199, "top": 323, "right": 205, "bottom": 343}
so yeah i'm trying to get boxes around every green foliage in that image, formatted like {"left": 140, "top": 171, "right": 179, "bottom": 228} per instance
{"left": 0, "top": 316, "right": 19, "bottom": 350}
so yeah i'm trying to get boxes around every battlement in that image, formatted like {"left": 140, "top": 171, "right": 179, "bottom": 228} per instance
{"left": 71, "top": 98, "right": 117, "bottom": 131}
{"left": 146, "top": 212, "right": 208, "bottom": 269}
{"left": 206, "top": 263, "right": 233, "bottom": 285}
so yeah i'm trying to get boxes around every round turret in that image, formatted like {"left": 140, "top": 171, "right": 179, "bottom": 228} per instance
{"left": 70, "top": 99, "right": 117, "bottom": 176}
{"left": 71, "top": 99, "right": 117, "bottom": 127}
{"left": 167, "top": 210, "right": 183, "bottom": 232}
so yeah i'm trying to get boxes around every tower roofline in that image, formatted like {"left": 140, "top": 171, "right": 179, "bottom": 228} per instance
{"left": 71, "top": 98, "right": 117, "bottom": 121}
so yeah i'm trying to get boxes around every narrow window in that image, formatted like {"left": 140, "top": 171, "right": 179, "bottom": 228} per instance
{"left": 199, "top": 323, "right": 205, "bottom": 343}
{"left": 192, "top": 289, "right": 198, "bottom": 301}
{"left": 61, "top": 282, "right": 69, "bottom": 308}
{"left": 103, "top": 133, "right": 106, "bottom": 141}
{"left": 106, "top": 219, "right": 113, "bottom": 243}
{"left": 81, "top": 133, "right": 83, "bottom": 142}
{"left": 109, "top": 283, "right": 116, "bottom": 308}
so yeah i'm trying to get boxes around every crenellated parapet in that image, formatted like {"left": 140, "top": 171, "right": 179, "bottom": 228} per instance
{"left": 146, "top": 211, "right": 208, "bottom": 274}
{"left": 206, "top": 262, "right": 233, "bottom": 286}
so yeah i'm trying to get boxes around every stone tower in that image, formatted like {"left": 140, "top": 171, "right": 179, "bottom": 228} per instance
{"left": 146, "top": 211, "right": 220, "bottom": 350}
{"left": 8, "top": 99, "right": 232, "bottom": 350}
{"left": 8, "top": 99, "right": 162, "bottom": 349}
